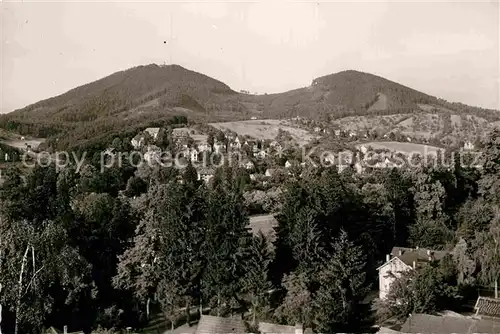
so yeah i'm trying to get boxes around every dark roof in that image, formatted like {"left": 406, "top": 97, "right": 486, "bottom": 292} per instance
{"left": 475, "top": 296, "right": 500, "bottom": 318}
{"left": 391, "top": 246, "right": 449, "bottom": 267}
{"left": 401, "top": 313, "right": 500, "bottom": 333}
{"left": 197, "top": 167, "right": 215, "bottom": 175}
{"left": 195, "top": 315, "right": 247, "bottom": 334}
{"left": 258, "top": 322, "right": 295, "bottom": 334}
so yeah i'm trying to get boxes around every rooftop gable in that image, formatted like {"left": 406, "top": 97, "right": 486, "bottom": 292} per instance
{"left": 195, "top": 315, "right": 246, "bottom": 334}
{"left": 391, "top": 246, "right": 450, "bottom": 267}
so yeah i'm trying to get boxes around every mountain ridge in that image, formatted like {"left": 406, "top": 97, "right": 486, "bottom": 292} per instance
{"left": 1, "top": 64, "right": 498, "bottom": 150}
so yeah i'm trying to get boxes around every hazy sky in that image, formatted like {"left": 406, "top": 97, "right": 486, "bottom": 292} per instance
{"left": 1, "top": 0, "right": 499, "bottom": 113}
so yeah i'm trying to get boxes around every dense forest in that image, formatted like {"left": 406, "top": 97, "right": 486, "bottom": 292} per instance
{"left": 1, "top": 124, "right": 500, "bottom": 333}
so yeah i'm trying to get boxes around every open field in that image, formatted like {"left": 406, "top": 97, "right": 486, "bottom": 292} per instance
{"left": 0, "top": 138, "right": 45, "bottom": 151}
{"left": 209, "top": 119, "right": 314, "bottom": 146}
{"left": 358, "top": 141, "right": 442, "bottom": 155}
{"left": 172, "top": 127, "right": 208, "bottom": 144}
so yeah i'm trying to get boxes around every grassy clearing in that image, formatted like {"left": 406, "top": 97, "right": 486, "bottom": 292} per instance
{"left": 359, "top": 141, "right": 442, "bottom": 155}
{"left": 209, "top": 119, "right": 314, "bottom": 146}
{"left": 0, "top": 138, "right": 45, "bottom": 151}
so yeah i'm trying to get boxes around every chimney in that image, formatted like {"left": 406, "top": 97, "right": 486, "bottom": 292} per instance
{"left": 63, "top": 325, "right": 67, "bottom": 334}
{"left": 295, "top": 323, "right": 303, "bottom": 334}
{"left": 412, "top": 261, "right": 416, "bottom": 269}
{"left": 398, "top": 250, "right": 402, "bottom": 256}
{"left": 386, "top": 254, "right": 390, "bottom": 262}
{"left": 416, "top": 246, "right": 419, "bottom": 250}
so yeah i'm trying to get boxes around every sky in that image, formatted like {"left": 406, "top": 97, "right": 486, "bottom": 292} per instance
{"left": 1, "top": 0, "right": 499, "bottom": 113}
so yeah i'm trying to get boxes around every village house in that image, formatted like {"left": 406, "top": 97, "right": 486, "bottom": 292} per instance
{"left": 243, "top": 139, "right": 256, "bottom": 148}
{"left": 285, "top": 160, "right": 292, "bottom": 168}
{"left": 464, "top": 141, "right": 475, "bottom": 150}
{"left": 190, "top": 148, "right": 199, "bottom": 162}
{"left": 197, "top": 142, "right": 211, "bottom": 152}
{"left": 313, "top": 126, "right": 322, "bottom": 133}
{"left": 103, "top": 147, "right": 115, "bottom": 156}
{"left": 130, "top": 134, "right": 145, "bottom": 150}
{"left": 197, "top": 167, "right": 215, "bottom": 184}
{"left": 269, "top": 141, "right": 282, "bottom": 153}
{"left": 172, "top": 128, "right": 189, "bottom": 138}
{"left": 232, "top": 136, "right": 242, "bottom": 150}
{"left": 377, "top": 246, "right": 449, "bottom": 300}
{"left": 255, "top": 150, "right": 267, "bottom": 159}
{"left": 241, "top": 160, "right": 255, "bottom": 170}
{"left": 324, "top": 153, "right": 336, "bottom": 166}
{"left": 265, "top": 168, "right": 276, "bottom": 177}
{"left": 354, "top": 162, "right": 364, "bottom": 174}
{"left": 334, "top": 129, "right": 341, "bottom": 136}
{"left": 144, "top": 127, "right": 160, "bottom": 141}
{"left": 144, "top": 145, "right": 161, "bottom": 164}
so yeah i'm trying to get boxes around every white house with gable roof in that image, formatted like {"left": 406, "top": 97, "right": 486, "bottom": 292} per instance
{"left": 377, "top": 246, "right": 450, "bottom": 300}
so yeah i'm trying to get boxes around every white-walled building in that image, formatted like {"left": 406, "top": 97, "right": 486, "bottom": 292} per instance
{"left": 197, "top": 168, "right": 215, "bottom": 184}
{"left": 464, "top": 141, "right": 475, "bottom": 150}
{"left": 377, "top": 247, "right": 449, "bottom": 300}
{"left": 190, "top": 148, "right": 199, "bottom": 162}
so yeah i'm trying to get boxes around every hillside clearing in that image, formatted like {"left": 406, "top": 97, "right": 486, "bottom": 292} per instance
{"left": 368, "top": 93, "right": 388, "bottom": 111}
{"left": 209, "top": 119, "right": 314, "bottom": 146}
{"left": 359, "top": 141, "right": 442, "bottom": 155}
{"left": 0, "top": 138, "right": 44, "bottom": 151}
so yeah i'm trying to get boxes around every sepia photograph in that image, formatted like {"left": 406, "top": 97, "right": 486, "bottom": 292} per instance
{"left": 0, "top": 0, "right": 499, "bottom": 333}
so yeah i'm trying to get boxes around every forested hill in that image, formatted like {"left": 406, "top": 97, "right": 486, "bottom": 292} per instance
{"left": 0, "top": 64, "right": 239, "bottom": 137}
{"left": 255, "top": 70, "right": 499, "bottom": 120}
{"left": 1, "top": 64, "right": 498, "bottom": 148}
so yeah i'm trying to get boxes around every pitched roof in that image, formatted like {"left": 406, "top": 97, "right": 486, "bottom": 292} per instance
{"left": 195, "top": 315, "right": 247, "bottom": 334}
{"left": 197, "top": 167, "right": 215, "bottom": 175}
{"left": 391, "top": 246, "right": 449, "bottom": 267}
{"left": 401, "top": 313, "right": 500, "bottom": 333}
{"left": 144, "top": 127, "right": 160, "bottom": 138}
{"left": 249, "top": 214, "right": 278, "bottom": 240}
{"left": 474, "top": 296, "right": 500, "bottom": 318}
{"left": 258, "top": 321, "right": 295, "bottom": 334}
{"left": 376, "top": 256, "right": 412, "bottom": 271}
